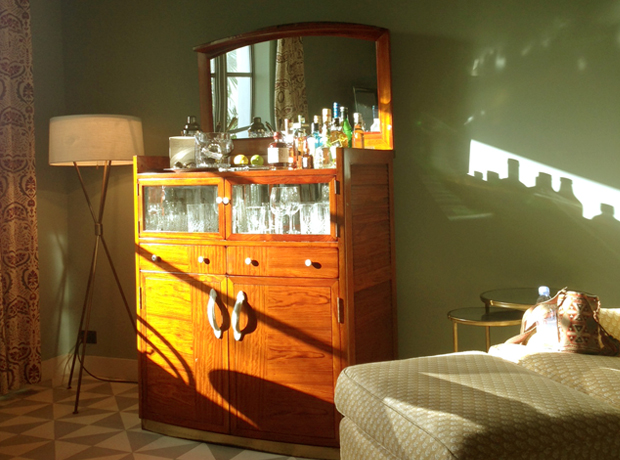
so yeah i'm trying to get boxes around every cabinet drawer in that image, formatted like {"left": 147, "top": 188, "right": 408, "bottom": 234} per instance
{"left": 227, "top": 246, "right": 338, "bottom": 278}
{"left": 139, "top": 244, "right": 225, "bottom": 274}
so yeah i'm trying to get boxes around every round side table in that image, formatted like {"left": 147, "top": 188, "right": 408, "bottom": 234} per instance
{"left": 447, "top": 307, "right": 523, "bottom": 352}
{"left": 480, "top": 287, "right": 561, "bottom": 311}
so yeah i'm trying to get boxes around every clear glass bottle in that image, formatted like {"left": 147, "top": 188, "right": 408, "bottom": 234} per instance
{"left": 308, "top": 116, "right": 321, "bottom": 168}
{"left": 301, "top": 138, "right": 314, "bottom": 169}
{"left": 321, "top": 108, "right": 332, "bottom": 143}
{"left": 353, "top": 112, "right": 365, "bottom": 148}
{"left": 536, "top": 286, "right": 558, "bottom": 350}
{"left": 369, "top": 105, "right": 381, "bottom": 132}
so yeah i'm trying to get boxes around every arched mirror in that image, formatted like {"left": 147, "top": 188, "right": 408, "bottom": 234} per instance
{"left": 194, "top": 22, "right": 393, "bottom": 150}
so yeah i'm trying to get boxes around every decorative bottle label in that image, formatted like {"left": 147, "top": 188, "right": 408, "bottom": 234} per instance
{"left": 268, "top": 145, "right": 289, "bottom": 165}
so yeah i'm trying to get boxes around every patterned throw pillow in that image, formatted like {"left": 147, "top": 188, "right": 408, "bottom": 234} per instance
{"left": 556, "top": 290, "right": 620, "bottom": 356}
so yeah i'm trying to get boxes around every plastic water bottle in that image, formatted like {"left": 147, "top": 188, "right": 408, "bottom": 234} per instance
{"left": 536, "top": 286, "right": 558, "bottom": 350}
{"left": 536, "top": 286, "right": 551, "bottom": 304}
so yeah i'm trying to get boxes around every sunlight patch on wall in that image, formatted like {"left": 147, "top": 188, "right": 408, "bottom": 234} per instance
{"left": 469, "top": 140, "right": 620, "bottom": 219}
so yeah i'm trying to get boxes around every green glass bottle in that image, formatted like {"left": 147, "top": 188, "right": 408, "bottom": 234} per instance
{"left": 340, "top": 107, "right": 352, "bottom": 148}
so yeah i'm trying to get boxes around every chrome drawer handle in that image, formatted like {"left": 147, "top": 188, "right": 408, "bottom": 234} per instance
{"left": 207, "top": 289, "right": 222, "bottom": 339}
{"left": 232, "top": 291, "right": 246, "bottom": 341}
{"left": 198, "top": 256, "right": 209, "bottom": 264}
{"left": 216, "top": 197, "right": 223, "bottom": 204}
{"left": 305, "top": 259, "right": 312, "bottom": 267}
{"left": 151, "top": 254, "right": 160, "bottom": 262}
{"left": 245, "top": 257, "right": 252, "bottom": 265}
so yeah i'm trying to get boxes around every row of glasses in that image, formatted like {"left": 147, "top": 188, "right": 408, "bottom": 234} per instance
{"left": 187, "top": 203, "right": 218, "bottom": 232}
{"left": 143, "top": 186, "right": 218, "bottom": 233}
{"left": 300, "top": 202, "right": 330, "bottom": 235}
{"left": 270, "top": 186, "right": 302, "bottom": 234}
{"left": 144, "top": 183, "right": 330, "bottom": 235}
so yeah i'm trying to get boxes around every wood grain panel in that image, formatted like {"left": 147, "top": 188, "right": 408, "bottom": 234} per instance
{"left": 227, "top": 246, "right": 338, "bottom": 279}
{"left": 354, "top": 280, "right": 396, "bottom": 364}
{"left": 349, "top": 164, "right": 390, "bottom": 186}
{"left": 140, "top": 243, "right": 226, "bottom": 274}
{"left": 228, "top": 281, "right": 339, "bottom": 446}
{"left": 342, "top": 152, "right": 397, "bottom": 365}
{"left": 139, "top": 272, "right": 229, "bottom": 433}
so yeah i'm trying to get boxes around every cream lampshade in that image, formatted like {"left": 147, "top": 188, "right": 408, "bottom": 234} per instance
{"left": 49, "top": 114, "right": 144, "bottom": 166}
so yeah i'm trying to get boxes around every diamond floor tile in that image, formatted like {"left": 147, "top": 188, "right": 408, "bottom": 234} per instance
{"left": 0, "top": 378, "right": 317, "bottom": 460}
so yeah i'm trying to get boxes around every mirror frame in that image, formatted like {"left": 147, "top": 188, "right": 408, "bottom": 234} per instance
{"left": 194, "top": 22, "right": 393, "bottom": 150}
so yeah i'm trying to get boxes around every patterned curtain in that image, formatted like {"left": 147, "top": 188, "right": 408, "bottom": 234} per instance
{"left": 274, "top": 37, "right": 308, "bottom": 129}
{"left": 0, "top": 0, "right": 41, "bottom": 393}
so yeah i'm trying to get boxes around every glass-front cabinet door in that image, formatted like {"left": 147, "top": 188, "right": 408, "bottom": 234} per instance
{"left": 226, "top": 176, "right": 337, "bottom": 241}
{"left": 138, "top": 174, "right": 337, "bottom": 241}
{"left": 139, "top": 178, "right": 224, "bottom": 239}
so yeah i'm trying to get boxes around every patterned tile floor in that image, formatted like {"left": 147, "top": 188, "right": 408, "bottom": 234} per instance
{"left": 0, "top": 377, "right": 316, "bottom": 460}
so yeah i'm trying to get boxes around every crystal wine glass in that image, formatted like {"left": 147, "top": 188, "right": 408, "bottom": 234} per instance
{"left": 270, "top": 186, "right": 290, "bottom": 234}
{"left": 283, "top": 186, "right": 301, "bottom": 234}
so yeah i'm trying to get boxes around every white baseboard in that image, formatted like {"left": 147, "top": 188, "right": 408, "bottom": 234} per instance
{"left": 42, "top": 354, "right": 138, "bottom": 386}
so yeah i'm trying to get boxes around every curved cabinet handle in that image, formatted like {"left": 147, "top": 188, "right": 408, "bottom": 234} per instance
{"left": 231, "top": 291, "right": 246, "bottom": 341}
{"left": 207, "top": 289, "right": 222, "bottom": 339}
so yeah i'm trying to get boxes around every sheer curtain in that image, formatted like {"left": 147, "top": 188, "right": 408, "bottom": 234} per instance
{"left": 0, "top": 0, "right": 41, "bottom": 393}
{"left": 274, "top": 37, "right": 309, "bottom": 129}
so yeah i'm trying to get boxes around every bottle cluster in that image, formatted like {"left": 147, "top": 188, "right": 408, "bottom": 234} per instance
{"left": 268, "top": 104, "right": 370, "bottom": 170}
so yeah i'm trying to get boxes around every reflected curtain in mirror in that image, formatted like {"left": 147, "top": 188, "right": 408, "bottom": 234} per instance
{"left": 0, "top": 0, "right": 41, "bottom": 394}
{"left": 274, "top": 37, "right": 308, "bottom": 128}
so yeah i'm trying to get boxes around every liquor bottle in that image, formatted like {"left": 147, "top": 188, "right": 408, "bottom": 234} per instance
{"left": 300, "top": 130, "right": 314, "bottom": 169}
{"left": 321, "top": 108, "right": 332, "bottom": 141}
{"left": 340, "top": 107, "right": 353, "bottom": 148}
{"left": 182, "top": 116, "right": 201, "bottom": 136}
{"left": 309, "top": 116, "right": 322, "bottom": 168}
{"left": 353, "top": 112, "right": 365, "bottom": 148}
{"left": 329, "top": 118, "right": 348, "bottom": 148}
{"left": 318, "top": 109, "right": 332, "bottom": 167}
{"left": 291, "top": 120, "right": 308, "bottom": 169}
{"left": 332, "top": 102, "right": 339, "bottom": 125}
{"left": 267, "top": 132, "right": 289, "bottom": 168}
{"left": 369, "top": 105, "right": 381, "bottom": 132}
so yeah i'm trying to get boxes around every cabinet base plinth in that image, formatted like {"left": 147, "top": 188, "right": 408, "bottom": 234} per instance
{"left": 141, "top": 419, "right": 340, "bottom": 460}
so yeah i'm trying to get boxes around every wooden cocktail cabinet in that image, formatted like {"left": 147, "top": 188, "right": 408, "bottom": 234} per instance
{"left": 133, "top": 148, "right": 396, "bottom": 458}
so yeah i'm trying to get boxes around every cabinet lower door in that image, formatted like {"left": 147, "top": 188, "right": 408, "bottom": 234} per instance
{"left": 227, "top": 277, "right": 341, "bottom": 447}
{"left": 139, "top": 272, "right": 229, "bottom": 433}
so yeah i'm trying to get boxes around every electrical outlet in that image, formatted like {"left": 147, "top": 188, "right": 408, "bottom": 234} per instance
{"left": 80, "top": 330, "right": 97, "bottom": 344}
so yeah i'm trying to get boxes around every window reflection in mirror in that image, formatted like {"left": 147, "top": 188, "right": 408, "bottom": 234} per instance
{"left": 210, "top": 36, "right": 376, "bottom": 139}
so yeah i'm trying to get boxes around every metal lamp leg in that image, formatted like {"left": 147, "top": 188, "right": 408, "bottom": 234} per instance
{"left": 66, "top": 161, "right": 137, "bottom": 414}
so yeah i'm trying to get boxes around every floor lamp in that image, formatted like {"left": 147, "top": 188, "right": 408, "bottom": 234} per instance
{"left": 49, "top": 114, "right": 144, "bottom": 413}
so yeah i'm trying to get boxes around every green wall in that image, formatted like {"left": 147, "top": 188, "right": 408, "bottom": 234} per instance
{"left": 31, "top": 0, "right": 620, "bottom": 361}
